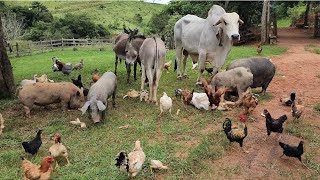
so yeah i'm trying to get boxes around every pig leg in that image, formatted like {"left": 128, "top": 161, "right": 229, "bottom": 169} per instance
{"left": 24, "top": 106, "right": 31, "bottom": 118}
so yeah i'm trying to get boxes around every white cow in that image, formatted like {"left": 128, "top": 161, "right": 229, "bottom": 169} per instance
{"left": 174, "top": 5, "right": 243, "bottom": 85}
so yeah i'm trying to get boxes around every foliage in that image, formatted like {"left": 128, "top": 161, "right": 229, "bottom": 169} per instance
{"left": 134, "top": 13, "right": 143, "bottom": 24}
{"left": 1, "top": 12, "right": 25, "bottom": 41}
{"left": 273, "top": 1, "right": 301, "bottom": 19}
{"left": 287, "top": 1, "right": 307, "bottom": 25}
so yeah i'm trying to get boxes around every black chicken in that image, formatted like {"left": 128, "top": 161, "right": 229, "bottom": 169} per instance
{"left": 71, "top": 75, "right": 89, "bottom": 96}
{"left": 280, "top": 92, "right": 296, "bottom": 106}
{"left": 279, "top": 141, "right": 304, "bottom": 162}
{"left": 22, "top": 129, "right": 42, "bottom": 155}
{"left": 223, "top": 115, "right": 248, "bottom": 153}
{"left": 262, "top": 109, "right": 287, "bottom": 140}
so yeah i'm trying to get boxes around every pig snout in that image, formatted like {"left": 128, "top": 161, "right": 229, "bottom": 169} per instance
{"left": 91, "top": 112, "right": 101, "bottom": 123}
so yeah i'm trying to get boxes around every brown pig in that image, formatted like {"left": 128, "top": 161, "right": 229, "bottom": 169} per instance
{"left": 18, "top": 82, "right": 85, "bottom": 118}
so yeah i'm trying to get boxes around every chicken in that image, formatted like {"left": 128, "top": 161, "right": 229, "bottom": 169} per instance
{"left": 73, "top": 59, "right": 84, "bottom": 70}
{"left": 280, "top": 92, "right": 296, "bottom": 106}
{"left": 262, "top": 109, "right": 287, "bottom": 141}
{"left": 164, "top": 61, "right": 171, "bottom": 73}
{"left": 201, "top": 79, "right": 231, "bottom": 110}
{"left": 241, "top": 89, "right": 258, "bottom": 115}
{"left": 70, "top": 118, "right": 87, "bottom": 129}
{"left": 150, "top": 160, "right": 168, "bottom": 173}
{"left": 223, "top": 115, "right": 248, "bottom": 153}
{"left": 279, "top": 141, "right": 304, "bottom": 162}
{"left": 174, "top": 88, "right": 183, "bottom": 99}
{"left": 159, "top": 92, "right": 173, "bottom": 116}
{"left": 291, "top": 100, "right": 304, "bottom": 120}
{"left": 257, "top": 44, "right": 262, "bottom": 55}
{"left": 92, "top": 69, "right": 100, "bottom": 82}
{"left": 71, "top": 75, "right": 89, "bottom": 96}
{"left": 36, "top": 74, "right": 48, "bottom": 83}
{"left": 0, "top": 113, "right": 4, "bottom": 135}
{"left": 22, "top": 130, "right": 42, "bottom": 155}
{"left": 48, "top": 133, "right": 70, "bottom": 168}
{"left": 123, "top": 89, "right": 140, "bottom": 99}
{"left": 140, "top": 90, "right": 149, "bottom": 102}
{"left": 115, "top": 140, "right": 146, "bottom": 180}
{"left": 21, "top": 156, "right": 54, "bottom": 180}
{"left": 62, "top": 63, "right": 72, "bottom": 75}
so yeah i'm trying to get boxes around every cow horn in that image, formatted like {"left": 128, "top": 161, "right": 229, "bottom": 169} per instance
{"left": 214, "top": 17, "right": 223, "bottom": 26}
{"left": 238, "top": 19, "right": 244, "bottom": 24}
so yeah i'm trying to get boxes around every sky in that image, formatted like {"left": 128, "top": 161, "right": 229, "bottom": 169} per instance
{"left": 144, "top": 0, "right": 171, "bottom": 5}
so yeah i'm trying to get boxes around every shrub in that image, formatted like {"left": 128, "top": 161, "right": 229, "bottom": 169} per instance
{"left": 287, "top": 2, "right": 306, "bottom": 25}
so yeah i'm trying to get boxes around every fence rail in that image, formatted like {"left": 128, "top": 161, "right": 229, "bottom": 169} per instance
{"left": 5, "top": 38, "right": 113, "bottom": 58}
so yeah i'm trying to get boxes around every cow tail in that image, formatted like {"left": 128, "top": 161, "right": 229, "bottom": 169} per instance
{"left": 153, "top": 37, "right": 158, "bottom": 83}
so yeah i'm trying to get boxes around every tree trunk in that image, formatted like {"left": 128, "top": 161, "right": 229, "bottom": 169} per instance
{"left": 261, "top": 0, "right": 269, "bottom": 44}
{"left": 0, "top": 15, "right": 16, "bottom": 99}
{"left": 304, "top": 1, "right": 311, "bottom": 27}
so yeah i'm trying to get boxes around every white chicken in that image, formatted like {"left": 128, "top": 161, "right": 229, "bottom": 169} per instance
{"left": 115, "top": 140, "right": 146, "bottom": 180}
{"left": 191, "top": 92, "right": 210, "bottom": 110}
{"left": 0, "top": 113, "right": 4, "bottom": 135}
{"left": 159, "top": 92, "right": 173, "bottom": 116}
{"left": 48, "top": 133, "right": 70, "bottom": 168}
{"left": 150, "top": 160, "right": 169, "bottom": 170}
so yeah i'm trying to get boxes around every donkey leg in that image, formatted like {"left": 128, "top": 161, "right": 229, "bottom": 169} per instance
{"left": 126, "top": 62, "right": 132, "bottom": 83}
{"left": 153, "top": 69, "right": 162, "bottom": 104}
{"left": 146, "top": 69, "right": 153, "bottom": 103}
{"left": 134, "top": 61, "right": 138, "bottom": 81}
{"left": 114, "top": 56, "right": 118, "bottom": 75}
{"left": 140, "top": 64, "right": 146, "bottom": 91}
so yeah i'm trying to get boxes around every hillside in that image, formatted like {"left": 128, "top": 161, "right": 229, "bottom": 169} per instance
{"left": 4, "top": 1, "right": 165, "bottom": 34}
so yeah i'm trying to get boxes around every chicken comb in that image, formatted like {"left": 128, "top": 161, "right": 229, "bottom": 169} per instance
{"left": 239, "top": 114, "right": 247, "bottom": 122}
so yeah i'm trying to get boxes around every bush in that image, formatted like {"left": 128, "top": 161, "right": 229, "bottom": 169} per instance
{"left": 287, "top": 2, "right": 306, "bottom": 25}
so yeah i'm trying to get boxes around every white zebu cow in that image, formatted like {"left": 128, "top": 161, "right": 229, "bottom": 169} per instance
{"left": 174, "top": 5, "right": 243, "bottom": 85}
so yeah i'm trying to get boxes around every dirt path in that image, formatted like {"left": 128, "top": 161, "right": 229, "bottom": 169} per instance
{"left": 210, "top": 28, "right": 320, "bottom": 179}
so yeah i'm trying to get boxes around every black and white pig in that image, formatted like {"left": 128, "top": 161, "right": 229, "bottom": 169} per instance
{"left": 81, "top": 72, "right": 117, "bottom": 123}
{"left": 226, "top": 57, "right": 276, "bottom": 95}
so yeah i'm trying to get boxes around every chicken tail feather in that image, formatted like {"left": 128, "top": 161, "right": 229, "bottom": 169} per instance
{"left": 279, "top": 115, "right": 288, "bottom": 123}
{"left": 115, "top": 151, "right": 129, "bottom": 172}
{"left": 279, "top": 142, "right": 286, "bottom": 149}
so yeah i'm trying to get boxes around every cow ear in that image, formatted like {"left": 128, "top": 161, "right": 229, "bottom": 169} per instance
{"left": 81, "top": 101, "right": 91, "bottom": 114}
{"left": 97, "top": 101, "right": 106, "bottom": 111}
{"left": 238, "top": 19, "right": 244, "bottom": 24}
{"left": 214, "top": 17, "right": 223, "bottom": 26}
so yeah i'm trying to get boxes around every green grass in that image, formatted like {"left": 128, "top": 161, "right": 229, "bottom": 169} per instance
{"left": 314, "top": 103, "right": 320, "bottom": 113}
{"left": 0, "top": 44, "right": 289, "bottom": 179}
{"left": 277, "top": 17, "right": 291, "bottom": 28}
{"left": 304, "top": 44, "right": 320, "bottom": 54}
{"left": 4, "top": 1, "right": 164, "bottom": 33}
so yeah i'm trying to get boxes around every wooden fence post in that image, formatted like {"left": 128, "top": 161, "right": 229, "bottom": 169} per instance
{"left": 16, "top": 42, "right": 19, "bottom": 57}
{"left": 61, "top": 38, "right": 64, "bottom": 51}
{"left": 50, "top": 39, "right": 53, "bottom": 51}
{"left": 28, "top": 42, "right": 32, "bottom": 55}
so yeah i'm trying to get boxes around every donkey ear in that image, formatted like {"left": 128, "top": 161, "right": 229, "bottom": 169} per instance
{"left": 81, "top": 101, "right": 91, "bottom": 115}
{"left": 97, "top": 101, "right": 106, "bottom": 111}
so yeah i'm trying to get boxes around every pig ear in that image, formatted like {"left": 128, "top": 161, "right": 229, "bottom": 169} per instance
{"left": 81, "top": 101, "right": 91, "bottom": 114}
{"left": 97, "top": 101, "right": 106, "bottom": 111}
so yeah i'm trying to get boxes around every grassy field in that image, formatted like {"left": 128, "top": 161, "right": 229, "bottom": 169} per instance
{"left": 4, "top": 1, "right": 164, "bottom": 33}
{"left": 0, "top": 44, "right": 287, "bottom": 179}
{"left": 277, "top": 17, "right": 291, "bottom": 28}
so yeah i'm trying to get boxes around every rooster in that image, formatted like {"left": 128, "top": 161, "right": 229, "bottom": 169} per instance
{"left": 49, "top": 133, "right": 70, "bottom": 168}
{"left": 257, "top": 43, "right": 262, "bottom": 55}
{"left": 291, "top": 100, "right": 304, "bottom": 120}
{"left": 241, "top": 90, "right": 258, "bottom": 115}
{"left": 115, "top": 140, "right": 146, "bottom": 180}
{"left": 223, "top": 115, "right": 248, "bottom": 153}
{"left": 262, "top": 109, "right": 287, "bottom": 141}
{"left": 159, "top": 92, "right": 173, "bottom": 117}
{"left": 71, "top": 75, "right": 89, "bottom": 96}
{"left": 22, "top": 130, "right": 42, "bottom": 155}
{"left": 280, "top": 92, "right": 296, "bottom": 106}
{"left": 279, "top": 141, "right": 304, "bottom": 162}
{"left": 21, "top": 156, "right": 54, "bottom": 180}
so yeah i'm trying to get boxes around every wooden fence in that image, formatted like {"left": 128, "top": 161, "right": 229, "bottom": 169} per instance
{"left": 6, "top": 38, "right": 113, "bottom": 58}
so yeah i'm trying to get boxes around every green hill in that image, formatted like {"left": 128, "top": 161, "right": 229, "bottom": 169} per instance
{"left": 4, "top": 1, "right": 165, "bottom": 34}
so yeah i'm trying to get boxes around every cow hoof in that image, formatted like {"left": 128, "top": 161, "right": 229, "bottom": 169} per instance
{"left": 94, "top": 121, "right": 100, "bottom": 124}
{"left": 177, "top": 75, "right": 182, "bottom": 80}
{"left": 183, "top": 74, "right": 188, "bottom": 79}
{"left": 196, "top": 82, "right": 203, "bottom": 87}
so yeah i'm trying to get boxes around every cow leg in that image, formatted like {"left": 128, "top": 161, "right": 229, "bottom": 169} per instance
{"left": 182, "top": 51, "right": 188, "bottom": 78}
{"left": 114, "top": 55, "right": 118, "bottom": 75}
{"left": 153, "top": 69, "right": 162, "bottom": 104}
{"left": 140, "top": 64, "right": 146, "bottom": 91}
{"left": 126, "top": 62, "right": 131, "bottom": 83}
{"left": 146, "top": 69, "right": 154, "bottom": 103}
{"left": 196, "top": 50, "right": 206, "bottom": 85}
{"left": 24, "top": 106, "right": 31, "bottom": 118}
{"left": 134, "top": 61, "right": 138, "bottom": 81}
{"left": 176, "top": 47, "right": 183, "bottom": 80}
